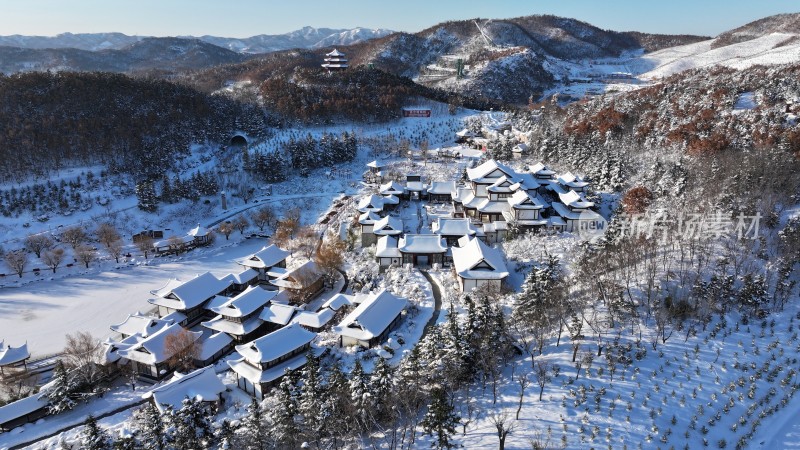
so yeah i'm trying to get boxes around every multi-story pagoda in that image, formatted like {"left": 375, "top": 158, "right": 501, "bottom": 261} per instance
{"left": 322, "top": 48, "right": 348, "bottom": 71}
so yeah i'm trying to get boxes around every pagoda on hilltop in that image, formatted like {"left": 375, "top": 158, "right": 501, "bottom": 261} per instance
{"left": 322, "top": 49, "right": 349, "bottom": 71}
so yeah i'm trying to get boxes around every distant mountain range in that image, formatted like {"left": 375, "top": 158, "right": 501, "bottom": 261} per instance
{"left": 0, "top": 27, "right": 393, "bottom": 53}
{"left": 0, "top": 27, "right": 393, "bottom": 75}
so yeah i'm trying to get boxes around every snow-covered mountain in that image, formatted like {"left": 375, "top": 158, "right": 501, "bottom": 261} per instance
{"left": 0, "top": 32, "right": 142, "bottom": 51}
{"left": 0, "top": 37, "right": 247, "bottom": 74}
{"left": 0, "top": 27, "right": 393, "bottom": 55}
{"left": 197, "top": 26, "right": 393, "bottom": 53}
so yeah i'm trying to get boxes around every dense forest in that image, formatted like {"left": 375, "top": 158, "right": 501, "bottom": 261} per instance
{"left": 0, "top": 72, "right": 275, "bottom": 182}
{"left": 259, "top": 66, "right": 500, "bottom": 124}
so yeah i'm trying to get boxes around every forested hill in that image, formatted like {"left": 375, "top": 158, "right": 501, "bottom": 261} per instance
{"left": 510, "top": 63, "right": 800, "bottom": 218}
{"left": 0, "top": 72, "right": 274, "bottom": 182}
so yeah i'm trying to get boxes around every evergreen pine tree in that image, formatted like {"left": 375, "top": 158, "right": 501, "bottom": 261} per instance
{"left": 135, "top": 181, "right": 157, "bottom": 212}
{"left": 80, "top": 415, "right": 112, "bottom": 450}
{"left": 236, "top": 398, "right": 268, "bottom": 450}
{"left": 112, "top": 431, "right": 136, "bottom": 450}
{"left": 131, "top": 402, "right": 168, "bottom": 450}
{"left": 370, "top": 357, "right": 394, "bottom": 419}
{"left": 349, "top": 360, "right": 373, "bottom": 430}
{"left": 421, "top": 386, "right": 460, "bottom": 449}
{"left": 299, "top": 353, "right": 329, "bottom": 442}
{"left": 45, "top": 360, "right": 76, "bottom": 414}
{"left": 270, "top": 369, "right": 300, "bottom": 447}
{"left": 216, "top": 419, "right": 237, "bottom": 450}
{"left": 171, "top": 397, "right": 213, "bottom": 450}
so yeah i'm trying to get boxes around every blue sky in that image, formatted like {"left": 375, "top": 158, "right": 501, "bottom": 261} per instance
{"left": 1, "top": 0, "right": 797, "bottom": 38}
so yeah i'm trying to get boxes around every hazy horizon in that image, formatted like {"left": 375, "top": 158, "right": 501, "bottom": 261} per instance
{"left": 1, "top": 0, "right": 798, "bottom": 39}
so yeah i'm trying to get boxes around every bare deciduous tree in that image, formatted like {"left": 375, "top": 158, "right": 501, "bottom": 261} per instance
{"left": 5, "top": 250, "right": 28, "bottom": 278}
{"left": 75, "top": 245, "right": 97, "bottom": 268}
{"left": 136, "top": 235, "right": 154, "bottom": 260}
{"left": 61, "top": 226, "right": 88, "bottom": 250}
{"left": 516, "top": 372, "right": 531, "bottom": 420}
{"left": 294, "top": 226, "right": 319, "bottom": 259}
{"left": 316, "top": 238, "right": 345, "bottom": 285}
{"left": 490, "top": 411, "right": 516, "bottom": 450}
{"left": 42, "top": 248, "right": 65, "bottom": 273}
{"left": 164, "top": 329, "right": 200, "bottom": 373}
{"left": 217, "top": 222, "right": 234, "bottom": 240}
{"left": 63, "top": 331, "right": 105, "bottom": 387}
{"left": 95, "top": 223, "right": 121, "bottom": 250}
{"left": 107, "top": 239, "right": 124, "bottom": 263}
{"left": 535, "top": 360, "right": 552, "bottom": 401}
{"left": 250, "top": 206, "right": 276, "bottom": 232}
{"left": 24, "top": 234, "right": 53, "bottom": 258}
{"left": 232, "top": 215, "right": 250, "bottom": 235}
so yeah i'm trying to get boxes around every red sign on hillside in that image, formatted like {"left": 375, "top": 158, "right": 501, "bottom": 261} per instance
{"left": 402, "top": 109, "right": 431, "bottom": 118}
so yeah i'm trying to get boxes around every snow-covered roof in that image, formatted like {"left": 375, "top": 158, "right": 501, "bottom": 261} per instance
{"left": 398, "top": 234, "right": 447, "bottom": 254}
{"left": 557, "top": 172, "right": 590, "bottom": 189}
{"left": 358, "top": 211, "right": 381, "bottom": 225}
{"left": 482, "top": 221, "right": 508, "bottom": 233}
{"left": 270, "top": 260, "right": 322, "bottom": 290}
{"left": 507, "top": 190, "right": 544, "bottom": 210}
{"left": 376, "top": 236, "right": 401, "bottom": 258}
{"left": 357, "top": 194, "right": 385, "bottom": 213}
{"left": 432, "top": 218, "right": 478, "bottom": 237}
{"left": 0, "top": 393, "right": 47, "bottom": 426}
{"left": 552, "top": 202, "right": 603, "bottom": 221}
{"left": 333, "top": 290, "right": 407, "bottom": 343}
{"left": 292, "top": 309, "right": 336, "bottom": 329}
{"left": 161, "top": 311, "right": 187, "bottom": 325}
{"left": 452, "top": 187, "right": 473, "bottom": 203}
{"left": 509, "top": 172, "right": 541, "bottom": 191}
{"left": 228, "top": 352, "right": 308, "bottom": 384}
{"left": 259, "top": 303, "right": 298, "bottom": 325}
{"left": 202, "top": 315, "right": 263, "bottom": 336}
{"left": 205, "top": 295, "right": 231, "bottom": 311}
{"left": 209, "top": 286, "right": 277, "bottom": 318}
{"left": 379, "top": 181, "right": 404, "bottom": 196}
{"left": 117, "top": 323, "right": 201, "bottom": 365}
{"left": 462, "top": 192, "right": 483, "bottom": 209}
{"left": 198, "top": 332, "right": 233, "bottom": 361}
{"left": 149, "top": 272, "right": 231, "bottom": 311}
{"left": 428, "top": 181, "right": 457, "bottom": 196}
{"left": 466, "top": 159, "right": 515, "bottom": 183}
{"left": 530, "top": 162, "right": 556, "bottom": 178}
{"left": 238, "top": 245, "right": 290, "bottom": 270}
{"left": 146, "top": 366, "right": 225, "bottom": 414}
{"left": 558, "top": 190, "right": 595, "bottom": 209}
{"left": 152, "top": 235, "right": 192, "bottom": 248}
{"left": 451, "top": 238, "right": 509, "bottom": 281}
{"left": 455, "top": 128, "right": 476, "bottom": 138}
{"left": 502, "top": 211, "right": 548, "bottom": 226}
{"left": 322, "top": 294, "right": 353, "bottom": 311}
{"left": 187, "top": 224, "right": 210, "bottom": 238}
{"left": 373, "top": 216, "right": 403, "bottom": 236}
{"left": 326, "top": 49, "right": 346, "bottom": 57}
{"left": 0, "top": 343, "right": 29, "bottom": 366}
{"left": 219, "top": 268, "right": 259, "bottom": 286}
{"left": 110, "top": 312, "right": 175, "bottom": 338}
{"left": 235, "top": 323, "right": 316, "bottom": 365}
{"left": 487, "top": 176, "right": 515, "bottom": 193}
{"left": 383, "top": 194, "right": 400, "bottom": 205}
{"left": 513, "top": 143, "right": 528, "bottom": 153}
{"left": 477, "top": 199, "right": 510, "bottom": 214}
{"left": 405, "top": 181, "right": 426, "bottom": 192}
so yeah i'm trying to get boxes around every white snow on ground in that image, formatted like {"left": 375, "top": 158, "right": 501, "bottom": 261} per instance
{"left": 636, "top": 32, "right": 800, "bottom": 79}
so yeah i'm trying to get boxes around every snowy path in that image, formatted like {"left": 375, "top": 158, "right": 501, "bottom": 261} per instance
{"left": 0, "top": 381, "right": 147, "bottom": 449}
{"left": 419, "top": 270, "right": 443, "bottom": 341}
